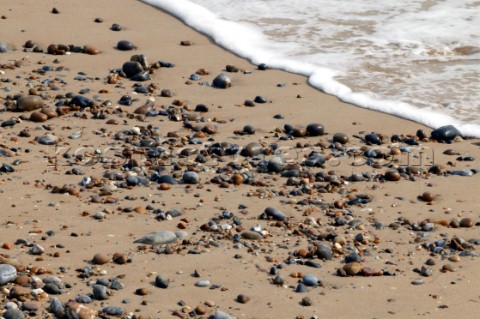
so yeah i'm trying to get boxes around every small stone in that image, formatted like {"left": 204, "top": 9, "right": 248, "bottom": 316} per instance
{"left": 333, "top": 132, "right": 349, "bottom": 144}
{"left": 66, "top": 303, "right": 96, "bottom": 319}
{"left": 302, "top": 274, "right": 319, "bottom": 287}
{"left": 306, "top": 123, "right": 325, "bottom": 136}
{"left": 262, "top": 207, "right": 287, "bottom": 221}
{"left": 183, "top": 171, "right": 199, "bottom": 184}
{"left": 92, "top": 253, "right": 110, "bottom": 265}
{"left": 102, "top": 306, "right": 124, "bottom": 316}
{"left": 343, "top": 262, "right": 361, "bottom": 276}
{"left": 213, "top": 310, "right": 236, "bottom": 319}
{"left": 117, "top": 40, "right": 136, "bottom": 51}
{"left": 195, "top": 280, "right": 210, "bottom": 287}
{"left": 135, "top": 288, "right": 149, "bottom": 296}
{"left": 459, "top": 218, "right": 473, "bottom": 228}
{"left": 155, "top": 275, "right": 169, "bottom": 289}
{"left": 315, "top": 244, "right": 333, "bottom": 260}
{"left": 411, "top": 279, "right": 425, "bottom": 285}
{"left": 241, "top": 230, "right": 262, "bottom": 240}
{"left": 111, "top": 23, "right": 122, "bottom": 31}
{"left": 30, "top": 244, "right": 45, "bottom": 255}
{"left": 236, "top": 294, "right": 250, "bottom": 304}
{"left": 92, "top": 285, "right": 108, "bottom": 300}
{"left": 37, "top": 134, "right": 57, "bottom": 145}
{"left": 448, "top": 255, "right": 461, "bottom": 262}
{"left": 420, "top": 192, "right": 434, "bottom": 202}
{"left": 30, "top": 111, "right": 48, "bottom": 122}
{"left": 212, "top": 73, "right": 231, "bottom": 89}
{"left": 384, "top": 170, "right": 401, "bottom": 181}
{"left": 301, "top": 296, "right": 313, "bottom": 306}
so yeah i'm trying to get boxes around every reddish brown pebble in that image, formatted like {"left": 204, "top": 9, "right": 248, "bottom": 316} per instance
{"left": 180, "top": 40, "right": 191, "bottom": 46}
{"left": 92, "top": 253, "right": 110, "bottom": 265}
{"left": 2, "top": 243, "right": 12, "bottom": 250}
{"left": 83, "top": 45, "right": 100, "bottom": 55}
{"left": 384, "top": 170, "right": 401, "bottom": 181}
{"left": 459, "top": 218, "right": 473, "bottom": 228}
{"left": 30, "top": 111, "right": 48, "bottom": 122}
{"left": 158, "top": 183, "right": 172, "bottom": 190}
{"left": 135, "top": 288, "right": 149, "bottom": 296}
{"left": 420, "top": 192, "right": 434, "bottom": 202}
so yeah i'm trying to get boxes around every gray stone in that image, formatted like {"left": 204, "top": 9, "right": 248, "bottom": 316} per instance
{"left": 263, "top": 207, "right": 287, "bottom": 221}
{"left": 37, "top": 134, "right": 57, "bottom": 145}
{"left": 316, "top": 244, "right": 333, "bottom": 260}
{"left": 183, "top": 171, "right": 199, "bottom": 184}
{"left": 302, "top": 274, "right": 319, "bottom": 287}
{"left": 3, "top": 309, "right": 25, "bottom": 319}
{"left": 0, "top": 42, "right": 8, "bottom": 53}
{"left": 92, "top": 284, "right": 108, "bottom": 300}
{"left": 0, "top": 264, "right": 17, "bottom": 285}
{"left": 154, "top": 275, "right": 169, "bottom": 289}
{"left": 431, "top": 125, "right": 462, "bottom": 142}
{"left": 195, "top": 280, "right": 210, "bottom": 287}
{"left": 213, "top": 310, "right": 236, "bottom": 319}
{"left": 102, "top": 306, "right": 124, "bottom": 316}
{"left": 134, "top": 230, "right": 178, "bottom": 245}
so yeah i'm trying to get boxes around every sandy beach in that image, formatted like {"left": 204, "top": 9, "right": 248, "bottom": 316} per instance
{"left": 0, "top": 1, "right": 479, "bottom": 318}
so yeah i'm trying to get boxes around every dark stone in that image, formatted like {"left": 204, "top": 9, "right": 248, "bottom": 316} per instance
{"left": 117, "top": 40, "right": 136, "bottom": 51}
{"left": 306, "top": 123, "right": 324, "bottom": 136}
{"left": 431, "top": 125, "right": 462, "bottom": 142}
{"left": 122, "top": 61, "right": 143, "bottom": 78}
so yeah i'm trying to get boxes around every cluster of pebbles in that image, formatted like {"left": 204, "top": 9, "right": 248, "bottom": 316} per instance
{"left": 1, "top": 9, "right": 479, "bottom": 319}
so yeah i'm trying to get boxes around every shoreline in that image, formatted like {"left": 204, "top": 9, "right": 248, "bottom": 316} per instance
{"left": 0, "top": 1, "right": 479, "bottom": 319}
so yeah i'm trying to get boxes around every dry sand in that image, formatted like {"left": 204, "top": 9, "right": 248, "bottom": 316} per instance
{"left": 0, "top": 1, "right": 479, "bottom": 318}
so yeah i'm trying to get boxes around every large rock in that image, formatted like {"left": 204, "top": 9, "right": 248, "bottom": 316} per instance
{"left": 431, "top": 125, "right": 462, "bottom": 142}
{"left": 17, "top": 96, "right": 44, "bottom": 112}
{"left": 134, "top": 230, "right": 177, "bottom": 245}
{"left": 0, "top": 264, "right": 17, "bottom": 285}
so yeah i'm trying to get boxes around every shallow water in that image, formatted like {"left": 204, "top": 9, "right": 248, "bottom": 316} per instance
{"left": 143, "top": 0, "right": 480, "bottom": 136}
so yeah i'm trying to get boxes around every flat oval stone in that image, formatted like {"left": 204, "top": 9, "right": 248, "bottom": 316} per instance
{"left": 241, "top": 230, "right": 262, "bottom": 240}
{"left": 155, "top": 175, "right": 178, "bottom": 185}
{"left": 102, "top": 306, "right": 124, "bottom": 316}
{"left": 30, "top": 111, "right": 48, "bottom": 122}
{"left": 0, "top": 264, "right": 17, "bottom": 285}
{"left": 134, "top": 230, "right": 177, "bottom": 245}
{"left": 195, "top": 280, "right": 210, "bottom": 287}
{"left": 212, "top": 73, "right": 231, "bottom": 89}
{"left": 37, "top": 134, "right": 57, "bottom": 145}
{"left": 263, "top": 207, "right": 287, "bottom": 221}
{"left": 213, "top": 310, "right": 236, "bottom": 319}
{"left": 117, "top": 40, "right": 136, "bottom": 51}
{"left": 17, "top": 95, "right": 44, "bottom": 111}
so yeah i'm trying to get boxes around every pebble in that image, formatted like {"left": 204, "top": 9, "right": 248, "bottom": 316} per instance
{"left": 122, "top": 61, "right": 143, "bottom": 78}
{"left": 17, "top": 95, "right": 44, "bottom": 111}
{"left": 183, "top": 171, "right": 200, "bottom": 184}
{"left": 306, "top": 123, "right": 325, "bottom": 136}
{"left": 241, "top": 230, "right": 263, "bottom": 240}
{"left": 213, "top": 310, "right": 237, "bottom": 319}
{"left": 134, "top": 230, "right": 178, "bottom": 245}
{"left": 195, "top": 280, "right": 210, "bottom": 287}
{"left": 117, "top": 40, "right": 136, "bottom": 51}
{"left": 2, "top": 309, "right": 25, "bottom": 319}
{"left": 459, "top": 218, "right": 473, "bottom": 228}
{"left": 411, "top": 279, "right": 425, "bottom": 285}
{"left": 301, "top": 296, "right": 313, "bottom": 306}
{"left": 236, "top": 294, "right": 250, "bottom": 304}
{"left": 0, "top": 264, "right": 17, "bottom": 285}
{"left": 111, "top": 23, "right": 122, "bottom": 31}
{"left": 302, "top": 274, "right": 319, "bottom": 287}
{"left": 0, "top": 42, "right": 8, "bottom": 53}
{"left": 262, "top": 207, "right": 287, "bottom": 221}
{"left": 92, "top": 284, "right": 108, "bottom": 300}
{"left": 92, "top": 253, "right": 110, "bottom": 265}
{"left": 315, "top": 244, "right": 333, "bottom": 260}
{"left": 212, "top": 73, "right": 231, "bottom": 89}
{"left": 102, "top": 306, "right": 124, "bottom": 316}
{"left": 333, "top": 132, "right": 349, "bottom": 144}
{"left": 343, "top": 262, "right": 361, "bottom": 276}
{"left": 155, "top": 275, "right": 169, "bottom": 289}
{"left": 431, "top": 125, "right": 461, "bottom": 142}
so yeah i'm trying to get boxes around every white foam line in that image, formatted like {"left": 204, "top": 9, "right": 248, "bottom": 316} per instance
{"left": 141, "top": 0, "right": 480, "bottom": 137}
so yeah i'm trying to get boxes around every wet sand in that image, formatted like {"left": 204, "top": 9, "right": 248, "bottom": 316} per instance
{"left": 0, "top": 1, "right": 479, "bottom": 318}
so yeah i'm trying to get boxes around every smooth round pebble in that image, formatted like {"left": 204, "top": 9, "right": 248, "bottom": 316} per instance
{"left": 0, "top": 264, "right": 17, "bottom": 285}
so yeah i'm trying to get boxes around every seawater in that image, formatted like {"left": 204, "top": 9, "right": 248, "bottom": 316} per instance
{"left": 142, "top": 0, "right": 480, "bottom": 137}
